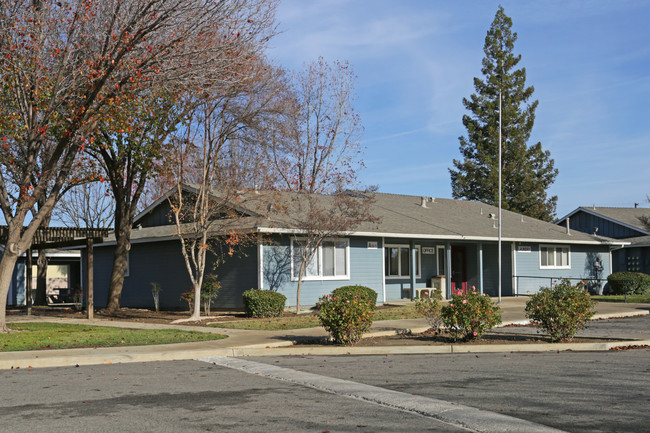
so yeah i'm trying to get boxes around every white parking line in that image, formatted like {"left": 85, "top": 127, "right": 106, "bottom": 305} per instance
{"left": 198, "top": 355, "right": 567, "bottom": 433}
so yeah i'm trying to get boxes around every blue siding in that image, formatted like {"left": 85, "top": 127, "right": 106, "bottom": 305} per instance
{"left": 615, "top": 247, "right": 650, "bottom": 274}
{"left": 91, "top": 240, "right": 258, "bottom": 310}
{"left": 513, "top": 243, "right": 611, "bottom": 295}
{"left": 137, "top": 201, "right": 174, "bottom": 228}
{"left": 561, "top": 211, "right": 645, "bottom": 239}
{"left": 264, "top": 236, "right": 384, "bottom": 307}
{"left": 383, "top": 239, "right": 439, "bottom": 300}
{"left": 480, "top": 243, "right": 513, "bottom": 297}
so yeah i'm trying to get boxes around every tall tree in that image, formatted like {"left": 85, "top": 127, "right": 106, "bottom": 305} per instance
{"left": 449, "top": 6, "right": 558, "bottom": 221}
{"left": 0, "top": 0, "right": 277, "bottom": 332}
{"left": 86, "top": 91, "right": 182, "bottom": 314}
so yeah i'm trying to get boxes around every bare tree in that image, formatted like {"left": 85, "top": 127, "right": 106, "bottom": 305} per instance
{"left": 267, "top": 58, "right": 375, "bottom": 312}
{"left": 169, "top": 59, "right": 288, "bottom": 322}
{"left": 0, "top": 0, "right": 278, "bottom": 331}
{"left": 268, "top": 58, "right": 364, "bottom": 194}
{"left": 52, "top": 181, "right": 115, "bottom": 229}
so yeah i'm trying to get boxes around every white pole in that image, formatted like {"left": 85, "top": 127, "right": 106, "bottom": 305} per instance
{"left": 498, "top": 70, "right": 503, "bottom": 304}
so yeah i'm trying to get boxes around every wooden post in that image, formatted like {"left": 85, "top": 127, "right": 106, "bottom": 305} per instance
{"left": 86, "top": 238, "right": 94, "bottom": 320}
{"left": 26, "top": 248, "right": 32, "bottom": 316}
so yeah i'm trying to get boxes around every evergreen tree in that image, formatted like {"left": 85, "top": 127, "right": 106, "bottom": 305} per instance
{"left": 450, "top": 6, "right": 558, "bottom": 221}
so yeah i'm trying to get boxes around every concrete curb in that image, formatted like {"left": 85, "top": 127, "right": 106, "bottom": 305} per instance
{"left": 228, "top": 339, "right": 650, "bottom": 358}
{"left": 1, "top": 309, "right": 647, "bottom": 370}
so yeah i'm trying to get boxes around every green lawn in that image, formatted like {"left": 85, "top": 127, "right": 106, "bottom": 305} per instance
{"left": 211, "top": 305, "right": 421, "bottom": 331}
{"left": 593, "top": 294, "right": 650, "bottom": 303}
{"left": 1, "top": 323, "right": 226, "bottom": 352}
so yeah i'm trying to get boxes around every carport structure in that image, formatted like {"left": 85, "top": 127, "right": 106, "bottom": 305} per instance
{"left": 0, "top": 227, "right": 110, "bottom": 319}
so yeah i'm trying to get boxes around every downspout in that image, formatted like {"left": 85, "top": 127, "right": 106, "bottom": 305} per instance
{"left": 512, "top": 242, "right": 517, "bottom": 296}
{"left": 445, "top": 242, "right": 452, "bottom": 298}
{"left": 410, "top": 240, "right": 417, "bottom": 299}
{"left": 257, "top": 234, "right": 264, "bottom": 290}
{"left": 381, "top": 237, "right": 386, "bottom": 304}
{"left": 477, "top": 243, "right": 484, "bottom": 295}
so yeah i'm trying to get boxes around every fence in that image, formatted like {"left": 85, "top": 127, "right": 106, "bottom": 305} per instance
{"left": 513, "top": 276, "right": 637, "bottom": 303}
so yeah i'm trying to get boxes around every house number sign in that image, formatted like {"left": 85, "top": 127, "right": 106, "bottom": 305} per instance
{"left": 421, "top": 247, "right": 435, "bottom": 254}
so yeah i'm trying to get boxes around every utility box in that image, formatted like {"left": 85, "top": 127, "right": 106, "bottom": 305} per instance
{"left": 430, "top": 276, "right": 446, "bottom": 299}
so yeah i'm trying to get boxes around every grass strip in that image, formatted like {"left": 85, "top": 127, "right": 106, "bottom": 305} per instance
{"left": 1, "top": 323, "right": 226, "bottom": 352}
{"left": 594, "top": 295, "right": 650, "bottom": 303}
{"left": 211, "top": 305, "right": 421, "bottom": 330}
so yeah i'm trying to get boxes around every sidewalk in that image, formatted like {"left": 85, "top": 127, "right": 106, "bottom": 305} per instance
{"left": 1, "top": 299, "right": 648, "bottom": 370}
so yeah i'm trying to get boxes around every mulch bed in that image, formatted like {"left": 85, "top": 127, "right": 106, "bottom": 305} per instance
{"left": 296, "top": 328, "right": 616, "bottom": 346}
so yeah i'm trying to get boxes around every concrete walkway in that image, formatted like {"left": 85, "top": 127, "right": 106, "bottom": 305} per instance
{"left": 1, "top": 298, "right": 648, "bottom": 370}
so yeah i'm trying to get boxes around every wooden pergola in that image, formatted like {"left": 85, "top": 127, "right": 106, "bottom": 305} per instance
{"left": 1, "top": 227, "right": 110, "bottom": 319}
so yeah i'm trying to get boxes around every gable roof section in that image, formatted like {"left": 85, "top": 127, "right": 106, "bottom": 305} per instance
{"left": 133, "top": 184, "right": 263, "bottom": 227}
{"left": 557, "top": 206, "right": 650, "bottom": 236}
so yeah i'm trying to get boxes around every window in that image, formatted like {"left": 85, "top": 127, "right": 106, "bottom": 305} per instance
{"left": 540, "top": 245, "right": 570, "bottom": 269}
{"left": 385, "top": 245, "right": 420, "bottom": 278}
{"left": 291, "top": 238, "right": 349, "bottom": 280}
{"left": 436, "top": 245, "right": 446, "bottom": 276}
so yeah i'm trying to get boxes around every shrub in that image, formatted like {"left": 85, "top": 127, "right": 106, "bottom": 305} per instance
{"left": 440, "top": 289, "right": 502, "bottom": 341}
{"left": 201, "top": 274, "right": 221, "bottom": 315}
{"left": 331, "top": 285, "right": 378, "bottom": 306}
{"left": 242, "top": 289, "right": 287, "bottom": 318}
{"left": 180, "top": 290, "right": 194, "bottom": 312}
{"left": 607, "top": 272, "right": 650, "bottom": 295}
{"left": 317, "top": 290, "right": 375, "bottom": 345}
{"left": 415, "top": 289, "right": 443, "bottom": 332}
{"left": 525, "top": 279, "right": 595, "bottom": 342}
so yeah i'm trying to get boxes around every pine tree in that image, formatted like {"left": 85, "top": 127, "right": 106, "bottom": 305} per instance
{"left": 449, "top": 6, "right": 558, "bottom": 221}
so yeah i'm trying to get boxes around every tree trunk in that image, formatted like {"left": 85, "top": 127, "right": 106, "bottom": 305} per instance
{"left": 105, "top": 218, "right": 132, "bottom": 314}
{"left": 296, "top": 260, "right": 306, "bottom": 314}
{"left": 191, "top": 282, "right": 201, "bottom": 321}
{"left": 0, "top": 249, "right": 20, "bottom": 333}
{"left": 34, "top": 250, "right": 48, "bottom": 306}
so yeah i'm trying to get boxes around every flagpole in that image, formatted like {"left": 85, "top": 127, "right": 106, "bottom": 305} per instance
{"left": 498, "top": 64, "right": 503, "bottom": 304}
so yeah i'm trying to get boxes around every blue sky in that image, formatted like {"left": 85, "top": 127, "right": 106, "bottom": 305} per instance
{"left": 269, "top": 0, "right": 650, "bottom": 218}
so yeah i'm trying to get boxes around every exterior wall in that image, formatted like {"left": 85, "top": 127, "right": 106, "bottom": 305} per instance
{"left": 137, "top": 201, "right": 174, "bottom": 228}
{"left": 90, "top": 240, "right": 257, "bottom": 310}
{"left": 513, "top": 243, "right": 611, "bottom": 295}
{"left": 480, "top": 243, "right": 513, "bottom": 297}
{"left": 263, "top": 235, "right": 384, "bottom": 307}
{"left": 559, "top": 211, "right": 645, "bottom": 239}
{"left": 613, "top": 246, "right": 650, "bottom": 275}
{"left": 383, "top": 239, "right": 440, "bottom": 300}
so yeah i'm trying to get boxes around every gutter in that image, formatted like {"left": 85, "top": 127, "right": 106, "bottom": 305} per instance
{"left": 256, "top": 227, "right": 627, "bottom": 247}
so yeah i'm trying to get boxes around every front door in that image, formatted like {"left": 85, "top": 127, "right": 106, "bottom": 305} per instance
{"left": 451, "top": 246, "right": 467, "bottom": 295}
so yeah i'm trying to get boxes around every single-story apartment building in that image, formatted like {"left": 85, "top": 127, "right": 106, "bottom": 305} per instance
{"left": 557, "top": 206, "right": 650, "bottom": 275}
{"left": 88, "top": 187, "right": 626, "bottom": 310}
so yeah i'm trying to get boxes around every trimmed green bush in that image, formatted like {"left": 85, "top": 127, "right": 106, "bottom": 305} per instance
{"left": 317, "top": 290, "right": 376, "bottom": 345}
{"left": 242, "top": 289, "right": 287, "bottom": 318}
{"left": 525, "top": 279, "right": 595, "bottom": 342}
{"left": 440, "top": 289, "right": 502, "bottom": 341}
{"left": 331, "top": 285, "right": 378, "bottom": 305}
{"left": 607, "top": 272, "right": 650, "bottom": 295}
{"left": 415, "top": 289, "right": 443, "bottom": 332}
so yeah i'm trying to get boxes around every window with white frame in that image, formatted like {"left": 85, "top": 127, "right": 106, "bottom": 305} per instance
{"left": 539, "top": 245, "right": 570, "bottom": 269}
{"left": 291, "top": 238, "right": 349, "bottom": 280}
{"left": 384, "top": 244, "right": 420, "bottom": 278}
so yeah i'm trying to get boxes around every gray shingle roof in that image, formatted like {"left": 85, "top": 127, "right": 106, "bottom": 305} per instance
{"left": 125, "top": 188, "right": 627, "bottom": 246}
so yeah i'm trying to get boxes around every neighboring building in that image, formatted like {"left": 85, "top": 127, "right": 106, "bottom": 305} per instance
{"left": 88, "top": 187, "right": 625, "bottom": 310}
{"left": 557, "top": 206, "right": 650, "bottom": 275}
{"left": 6, "top": 249, "right": 82, "bottom": 306}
